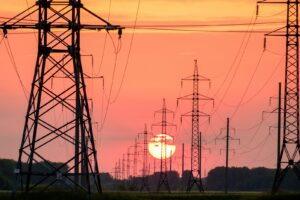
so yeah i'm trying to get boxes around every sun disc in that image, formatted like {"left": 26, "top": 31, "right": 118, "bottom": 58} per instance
{"left": 148, "top": 134, "right": 176, "bottom": 159}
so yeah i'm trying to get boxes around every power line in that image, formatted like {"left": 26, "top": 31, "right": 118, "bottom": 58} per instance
{"left": 123, "top": 21, "right": 283, "bottom": 28}
{"left": 110, "top": 0, "right": 141, "bottom": 104}
{"left": 222, "top": 54, "right": 284, "bottom": 108}
{"left": 3, "top": 37, "right": 28, "bottom": 101}
{"left": 206, "top": 10, "right": 258, "bottom": 141}
{"left": 99, "top": 37, "right": 121, "bottom": 132}
{"left": 96, "top": 0, "right": 112, "bottom": 76}
{"left": 230, "top": 50, "right": 265, "bottom": 120}
{"left": 124, "top": 27, "right": 280, "bottom": 33}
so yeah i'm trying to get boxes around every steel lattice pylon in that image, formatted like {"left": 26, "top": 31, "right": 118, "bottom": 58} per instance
{"left": 152, "top": 99, "right": 176, "bottom": 193}
{"left": 178, "top": 60, "right": 213, "bottom": 192}
{"left": 140, "top": 125, "right": 150, "bottom": 192}
{"left": 258, "top": 0, "right": 300, "bottom": 193}
{"left": 0, "top": 0, "right": 121, "bottom": 193}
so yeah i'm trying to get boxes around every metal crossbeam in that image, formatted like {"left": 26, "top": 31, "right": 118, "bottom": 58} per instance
{"left": 178, "top": 60, "right": 213, "bottom": 192}
{"left": 153, "top": 99, "right": 176, "bottom": 193}
{"left": 257, "top": 0, "right": 300, "bottom": 193}
{"left": 1, "top": 0, "right": 121, "bottom": 194}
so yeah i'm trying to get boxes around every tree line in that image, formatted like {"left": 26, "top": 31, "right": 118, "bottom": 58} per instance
{"left": 1, "top": 159, "right": 299, "bottom": 191}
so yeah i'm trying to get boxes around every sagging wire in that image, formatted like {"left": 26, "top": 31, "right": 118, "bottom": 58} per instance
{"left": 99, "top": 32, "right": 122, "bottom": 133}
{"left": 110, "top": 0, "right": 145, "bottom": 104}
{"left": 95, "top": 0, "right": 112, "bottom": 76}
{"left": 3, "top": 36, "right": 29, "bottom": 101}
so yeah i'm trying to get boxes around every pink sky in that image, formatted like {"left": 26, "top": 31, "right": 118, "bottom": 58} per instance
{"left": 0, "top": 0, "right": 287, "bottom": 176}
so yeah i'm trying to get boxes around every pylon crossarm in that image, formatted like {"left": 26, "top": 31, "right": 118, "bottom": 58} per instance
{"left": 81, "top": 6, "right": 122, "bottom": 31}
{"left": 0, "top": 1, "right": 122, "bottom": 36}
{"left": 264, "top": 26, "right": 286, "bottom": 37}
{"left": 154, "top": 109, "right": 175, "bottom": 115}
{"left": 181, "top": 110, "right": 210, "bottom": 118}
{"left": 181, "top": 75, "right": 210, "bottom": 82}
{"left": 258, "top": 1, "right": 289, "bottom": 4}
{"left": 177, "top": 93, "right": 214, "bottom": 101}
{"left": 151, "top": 122, "right": 177, "bottom": 128}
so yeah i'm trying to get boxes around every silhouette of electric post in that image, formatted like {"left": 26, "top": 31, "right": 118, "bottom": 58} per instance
{"left": 122, "top": 154, "right": 126, "bottom": 181}
{"left": 198, "top": 132, "right": 211, "bottom": 180}
{"left": 178, "top": 59, "right": 214, "bottom": 192}
{"left": 257, "top": 0, "right": 300, "bottom": 193}
{"left": 113, "top": 162, "right": 117, "bottom": 180}
{"left": 215, "top": 118, "right": 240, "bottom": 194}
{"left": 138, "top": 124, "right": 150, "bottom": 192}
{"left": 170, "top": 150, "right": 173, "bottom": 172}
{"left": 182, "top": 143, "right": 185, "bottom": 177}
{"left": 0, "top": 0, "right": 122, "bottom": 194}
{"left": 118, "top": 159, "right": 122, "bottom": 181}
{"left": 152, "top": 99, "right": 176, "bottom": 193}
{"left": 126, "top": 147, "right": 132, "bottom": 180}
{"left": 126, "top": 146, "right": 136, "bottom": 188}
{"left": 133, "top": 138, "right": 138, "bottom": 178}
{"left": 128, "top": 139, "right": 141, "bottom": 189}
{"left": 262, "top": 83, "right": 284, "bottom": 170}
{"left": 154, "top": 158, "right": 156, "bottom": 174}
{"left": 114, "top": 160, "right": 121, "bottom": 180}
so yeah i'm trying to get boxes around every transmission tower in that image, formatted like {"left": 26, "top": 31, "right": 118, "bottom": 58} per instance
{"left": 215, "top": 118, "right": 240, "bottom": 194}
{"left": 182, "top": 143, "right": 185, "bottom": 177}
{"left": 122, "top": 154, "right": 126, "bottom": 180}
{"left": 133, "top": 138, "right": 138, "bottom": 178}
{"left": 126, "top": 147, "right": 131, "bottom": 179}
{"left": 138, "top": 124, "right": 150, "bottom": 192}
{"left": 127, "top": 140, "right": 140, "bottom": 189}
{"left": 152, "top": 99, "right": 176, "bottom": 193}
{"left": 257, "top": 0, "right": 300, "bottom": 193}
{"left": 0, "top": 0, "right": 121, "bottom": 193}
{"left": 114, "top": 161, "right": 121, "bottom": 181}
{"left": 178, "top": 60, "right": 213, "bottom": 192}
{"left": 262, "top": 82, "right": 283, "bottom": 165}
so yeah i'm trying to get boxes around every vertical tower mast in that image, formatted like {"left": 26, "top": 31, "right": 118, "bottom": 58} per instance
{"left": 1, "top": 0, "right": 121, "bottom": 194}
{"left": 152, "top": 99, "right": 176, "bottom": 192}
{"left": 178, "top": 60, "right": 213, "bottom": 192}
{"left": 133, "top": 138, "right": 138, "bottom": 178}
{"left": 257, "top": 0, "right": 300, "bottom": 193}
{"left": 126, "top": 147, "right": 131, "bottom": 180}
{"left": 140, "top": 124, "right": 150, "bottom": 191}
{"left": 215, "top": 118, "right": 239, "bottom": 194}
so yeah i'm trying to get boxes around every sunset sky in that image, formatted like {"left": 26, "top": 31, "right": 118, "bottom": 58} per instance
{"left": 0, "top": 0, "right": 288, "bottom": 177}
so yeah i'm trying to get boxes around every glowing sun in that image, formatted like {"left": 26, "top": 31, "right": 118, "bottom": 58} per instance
{"left": 148, "top": 134, "right": 176, "bottom": 159}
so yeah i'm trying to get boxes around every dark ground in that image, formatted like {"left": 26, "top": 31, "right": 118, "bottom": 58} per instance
{"left": 0, "top": 191, "right": 300, "bottom": 200}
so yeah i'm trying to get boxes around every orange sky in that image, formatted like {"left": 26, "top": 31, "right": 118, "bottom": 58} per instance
{"left": 0, "top": 0, "right": 288, "bottom": 177}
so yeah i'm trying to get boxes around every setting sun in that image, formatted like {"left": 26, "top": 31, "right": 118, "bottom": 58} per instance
{"left": 148, "top": 134, "right": 176, "bottom": 160}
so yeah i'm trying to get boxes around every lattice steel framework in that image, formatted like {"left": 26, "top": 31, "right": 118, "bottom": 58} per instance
{"left": 258, "top": 0, "right": 300, "bottom": 193}
{"left": 126, "top": 147, "right": 131, "bottom": 179}
{"left": 122, "top": 154, "right": 126, "bottom": 180}
{"left": 0, "top": 0, "right": 121, "bottom": 193}
{"left": 140, "top": 125, "right": 150, "bottom": 192}
{"left": 133, "top": 138, "right": 138, "bottom": 178}
{"left": 152, "top": 99, "right": 176, "bottom": 193}
{"left": 178, "top": 60, "right": 213, "bottom": 192}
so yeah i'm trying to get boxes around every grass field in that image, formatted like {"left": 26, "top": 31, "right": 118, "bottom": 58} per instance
{"left": 0, "top": 191, "right": 300, "bottom": 200}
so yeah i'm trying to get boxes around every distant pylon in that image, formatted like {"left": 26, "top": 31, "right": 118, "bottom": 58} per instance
{"left": 126, "top": 147, "right": 131, "bottom": 179}
{"left": 178, "top": 60, "right": 213, "bottom": 192}
{"left": 152, "top": 99, "right": 176, "bottom": 193}
{"left": 257, "top": 0, "right": 300, "bottom": 193}
{"left": 133, "top": 138, "right": 138, "bottom": 178}
{"left": 215, "top": 118, "right": 239, "bottom": 194}
{"left": 127, "top": 140, "right": 140, "bottom": 189}
{"left": 122, "top": 154, "right": 126, "bottom": 180}
{"left": 0, "top": 0, "right": 121, "bottom": 194}
{"left": 139, "top": 124, "right": 150, "bottom": 192}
